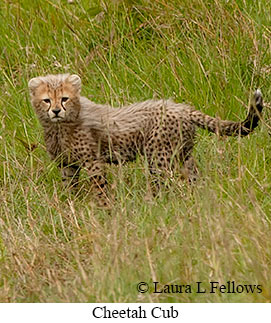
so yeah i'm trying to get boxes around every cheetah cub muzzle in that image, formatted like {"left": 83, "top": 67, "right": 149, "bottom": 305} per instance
{"left": 28, "top": 74, "right": 263, "bottom": 201}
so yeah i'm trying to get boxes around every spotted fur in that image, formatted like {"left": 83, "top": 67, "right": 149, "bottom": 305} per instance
{"left": 28, "top": 74, "right": 263, "bottom": 196}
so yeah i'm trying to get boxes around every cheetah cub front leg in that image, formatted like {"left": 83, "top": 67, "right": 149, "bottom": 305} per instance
{"left": 83, "top": 159, "right": 110, "bottom": 207}
{"left": 61, "top": 164, "right": 81, "bottom": 188}
{"left": 60, "top": 160, "right": 110, "bottom": 207}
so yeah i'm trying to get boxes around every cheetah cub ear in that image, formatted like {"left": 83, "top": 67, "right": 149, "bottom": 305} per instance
{"left": 28, "top": 77, "right": 43, "bottom": 96}
{"left": 67, "top": 74, "right": 81, "bottom": 92}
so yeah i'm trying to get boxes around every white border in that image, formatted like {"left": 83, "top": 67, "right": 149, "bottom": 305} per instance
{"left": 0, "top": 303, "right": 270, "bottom": 322}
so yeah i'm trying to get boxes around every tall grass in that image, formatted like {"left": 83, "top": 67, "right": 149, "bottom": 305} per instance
{"left": 0, "top": 0, "right": 271, "bottom": 302}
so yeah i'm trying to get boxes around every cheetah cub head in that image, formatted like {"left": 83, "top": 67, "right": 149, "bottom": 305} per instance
{"left": 28, "top": 74, "right": 81, "bottom": 123}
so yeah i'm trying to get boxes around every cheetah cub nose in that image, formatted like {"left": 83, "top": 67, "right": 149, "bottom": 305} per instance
{"left": 52, "top": 108, "right": 61, "bottom": 116}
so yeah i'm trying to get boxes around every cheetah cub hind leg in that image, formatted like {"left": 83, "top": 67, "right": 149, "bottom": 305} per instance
{"left": 180, "top": 155, "right": 199, "bottom": 184}
{"left": 147, "top": 157, "right": 198, "bottom": 196}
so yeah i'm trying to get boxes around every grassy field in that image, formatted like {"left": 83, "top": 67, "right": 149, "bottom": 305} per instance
{"left": 0, "top": 0, "right": 271, "bottom": 302}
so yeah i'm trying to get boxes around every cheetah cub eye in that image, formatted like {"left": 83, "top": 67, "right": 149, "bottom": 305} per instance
{"left": 43, "top": 98, "right": 51, "bottom": 104}
{"left": 61, "top": 97, "right": 69, "bottom": 103}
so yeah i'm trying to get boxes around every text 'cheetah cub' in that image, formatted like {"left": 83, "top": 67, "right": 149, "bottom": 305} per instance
{"left": 28, "top": 74, "right": 263, "bottom": 197}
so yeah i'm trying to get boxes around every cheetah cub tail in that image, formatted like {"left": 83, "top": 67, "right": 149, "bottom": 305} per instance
{"left": 190, "top": 90, "right": 263, "bottom": 136}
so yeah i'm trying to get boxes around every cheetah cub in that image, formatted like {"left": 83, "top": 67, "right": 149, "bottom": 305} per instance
{"left": 28, "top": 74, "right": 263, "bottom": 196}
